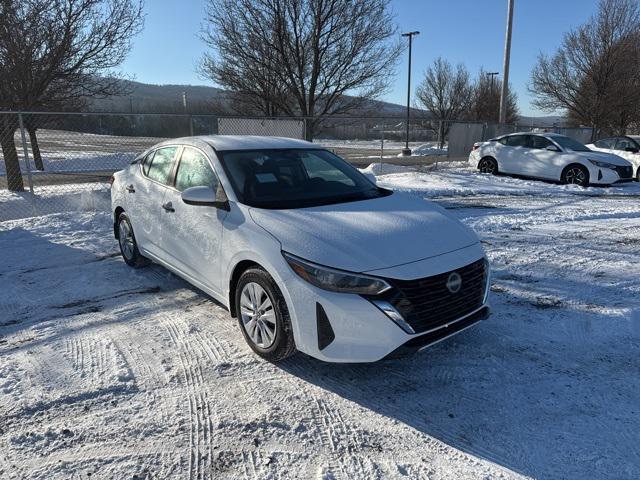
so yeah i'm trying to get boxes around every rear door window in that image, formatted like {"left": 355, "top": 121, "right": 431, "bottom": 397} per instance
{"left": 506, "top": 135, "right": 528, "bottom": 147}
{"left": 146, "top": 147, "right": 178, "bottom": 185}
{"left": 141, "top": 151, "right": 155, "bottom": 176}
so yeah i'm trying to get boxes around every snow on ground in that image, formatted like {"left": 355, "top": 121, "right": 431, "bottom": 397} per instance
{"left": 19, "top": 152, "right": 135, "bottom": 174}
{"left": 1, "top": 164, "right": 640, "bottom": 479}
{"left": 369, "top": 161, "right": 640, "bottom": 198}
{"left": 397, "top": 143, "right": 447, "bottom": 157}
{"left": 0, "top": 129, "right": 157, "bottom": 175}
{"left": 0, "top": 183, "right": 110, "bottom": 222}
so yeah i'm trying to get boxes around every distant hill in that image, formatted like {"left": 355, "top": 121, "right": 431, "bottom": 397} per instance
{"left": 87, "top": 80, "right": 428, "bottom": 117}
{"left": 87, "top": 80, "right": 565, "bottom": 124}
{"left": 88, "top": 81, "right": 230, "bottom": 113}
{"left": 518, "top": 115, "right": 567, "bottom": 127}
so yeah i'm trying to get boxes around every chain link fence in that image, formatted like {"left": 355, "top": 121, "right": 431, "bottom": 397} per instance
{"left": 0, "top": 111, "right": 595, "bottom": 222}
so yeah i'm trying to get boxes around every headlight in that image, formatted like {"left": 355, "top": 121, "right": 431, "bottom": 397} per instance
{"left": 588, "top": 159, "right": 617, "bottom": 169}
{"left": 282, "top": 252, "right": 391, "bottom": 295}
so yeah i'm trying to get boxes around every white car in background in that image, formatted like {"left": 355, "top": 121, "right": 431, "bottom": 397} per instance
{"left": 469, "top": 132, "right": 634, "bottom": 186}
{"left": 587, "top": 136, "right": 640, "bottom": 181}
{"left": 111, "top": 136, "right": 491, "bottom": 363}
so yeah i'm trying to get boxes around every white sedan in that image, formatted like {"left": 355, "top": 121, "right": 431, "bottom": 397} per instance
{"left": 469, "top": 132, "right": 634, "bottom": 186}
{"left": 111, "top": 136, "right": 490, "bottom": 363}
{"left": 587, "top": 135, "right": 640, "bottom": 181}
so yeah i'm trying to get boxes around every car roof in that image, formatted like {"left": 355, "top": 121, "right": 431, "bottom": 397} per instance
{"left": 501, "top": 131, "right": 561, "bottom": 137}
{"left": 595, "top": 135, "right": 640, "bottom": 141}
{"left": 159, "top": 135, "right": 321, "bottom": 152}
{"left": 494, "top": 131, "right": 562, "bottom": 140}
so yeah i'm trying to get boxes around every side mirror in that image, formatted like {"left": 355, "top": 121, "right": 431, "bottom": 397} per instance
{"left": 181, "top": 186, "right": 228, "bottom": 209}
{"left": 545, "top": 145, "right": 560, "bottom": 152}
{"left": 625, "top": 147, "right": 639, "bottom": 153}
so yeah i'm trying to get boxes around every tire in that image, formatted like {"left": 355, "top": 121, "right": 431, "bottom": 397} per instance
{"left": 636, "top": 167, "right": 640, "bottom": 182}
{"left": 235, "top": 268, "right": 296, "bottom": 362}
{"left": 116, "top": 212, "right": 149, "bottom": 268}
{"left": 478, "top": 157, "right": 498, "bottom": 175}
{"left": 561, "top": 164, "right": 590, "bottom": 187}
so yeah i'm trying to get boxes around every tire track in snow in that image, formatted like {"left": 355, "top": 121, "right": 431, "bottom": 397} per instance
{"left": 241, "top": 450, "right": 259, "bottom": 479}
{"left": 286, "top": 357, "right": 514, "bottom": 478}
{"left": 306, "top": 395, "right": 365, "bottom": 479}
{"left": 161, "top": 314, "right": 219, "bottom": 480}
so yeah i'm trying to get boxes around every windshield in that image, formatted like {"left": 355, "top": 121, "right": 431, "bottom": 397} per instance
{"left": 552, "top": 135, "right": 591, "bottom": 152}
{"left": 218, "top": 148, "right": 389, "bottom": 209}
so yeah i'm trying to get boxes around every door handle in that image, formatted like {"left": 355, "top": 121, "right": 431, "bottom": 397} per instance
{"left": 162, "top": 202, "right": 175, "bottom": 212}
{"left": 126, "top": 184, "right": 135, "bottom": 193}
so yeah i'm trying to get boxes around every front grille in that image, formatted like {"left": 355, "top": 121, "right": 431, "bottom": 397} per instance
{"left": 377, "top": 258, "right": 487, "bottom": 334}
{"left": 614, "top": 165, "right": 633, "bottom": 179}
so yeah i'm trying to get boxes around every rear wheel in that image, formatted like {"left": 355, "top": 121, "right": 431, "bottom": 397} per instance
{"left": 117, "top": 212, "right": 149, "bottom": 268}
{"left": 235, "top": 268, "right": 296, "bottom": 362}
{"left": 478, "top": 157, "right": 498, "bottom": 175}
{"left": 562, "top": 164, "right": 589, "bottom": 187}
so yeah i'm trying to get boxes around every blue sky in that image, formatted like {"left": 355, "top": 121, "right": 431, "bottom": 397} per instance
{"left": 120, "top": 0, "right": 599, "bottom": 116}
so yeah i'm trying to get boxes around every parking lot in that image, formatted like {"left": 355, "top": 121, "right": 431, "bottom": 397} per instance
{"left": 1, "top": 163, "right": 639, "bottom": 479}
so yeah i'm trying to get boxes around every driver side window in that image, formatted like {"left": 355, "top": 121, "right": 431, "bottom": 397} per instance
{"left": 615, "top": 138, "right": 636, "bottom": 151}
{"left": 530, "top": 136, "right": 554, "bottom": 150}
{"left": 174, "top": 147, "right": 219, "bottom": 192}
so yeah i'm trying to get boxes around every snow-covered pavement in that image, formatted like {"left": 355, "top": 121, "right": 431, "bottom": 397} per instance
{"left": 1, "top": 164, "right": 639, "bottom": 479}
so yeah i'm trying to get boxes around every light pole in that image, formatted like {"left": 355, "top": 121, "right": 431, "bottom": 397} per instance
{"left": 486, "top": 72, "right": 499, "bottom": 90}
{"left": 499, "top": 0, "right": 514, "bottom": 124}
{"left": 401, "top": 31, "right": 419, "bottom": 156}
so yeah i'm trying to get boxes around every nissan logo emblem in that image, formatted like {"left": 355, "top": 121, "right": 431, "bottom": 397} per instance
{"left": 446, "top": 272, "right": 462, "bottom": 293}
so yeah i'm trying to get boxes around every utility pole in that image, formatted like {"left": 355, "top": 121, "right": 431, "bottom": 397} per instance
{"left": 499, "top": 0, "right": 514, "bottom": 124}
{"left": 401, "top": 31, "right": 420, "bottom": 156}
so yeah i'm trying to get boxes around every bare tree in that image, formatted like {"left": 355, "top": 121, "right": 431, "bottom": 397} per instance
{"left": 201, "top": 0, "right": 402, "bottom": 139}
{"left": 415, "top": 57, "right": 472, "bottom": 148}
{"left": 0, "top": 0, "right": 144, "bottom": 191}
{"left": 469, "top": 68, "right": 519, "bottom": 124}
{"left": 530, "top": 0, "right": 640, "bottom": 139}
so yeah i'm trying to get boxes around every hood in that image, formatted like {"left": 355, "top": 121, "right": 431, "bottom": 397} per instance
{"left": 249, "top": 192, "right": 479, "bottom": 273}
{"left": 577, "top": 150, "right": 632, "bottom": 166}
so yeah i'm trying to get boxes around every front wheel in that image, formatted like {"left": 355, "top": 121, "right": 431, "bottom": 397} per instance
{"left": 636, "top": 167, "right": 640, "bottom": 182}
{"left": 478, "top": 157, "right": 498, "bottom": 175}
{"left": 235, "top": 268, "right": 296, "bottom": 362}
{"left": 562, "top": 164, "right": 589, "bottom": 187}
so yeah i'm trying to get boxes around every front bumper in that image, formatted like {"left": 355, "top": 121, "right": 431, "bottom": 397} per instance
{"left": 281, "top": 244, "right": 490, "bottom": 363}
{"left": 384, "top": 305, "right": 490, "bottom": 358}
{"left": 589, "top": 165, "right": 633, "bottom": 185}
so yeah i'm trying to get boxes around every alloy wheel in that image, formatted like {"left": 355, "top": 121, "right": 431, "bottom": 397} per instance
{"left": 565, "top": 167, "right": 587, "bottom": 186}
{"left": 240, "top": 282, "right": 277, "bottom": 349}
{"left": 479, "top": 159, "right": 496, "bottom": 174}
{"left": 118, "top": 219, "right": 135, "bottom": 261}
